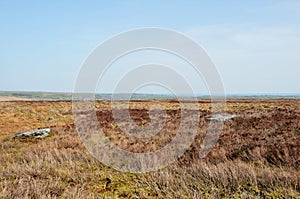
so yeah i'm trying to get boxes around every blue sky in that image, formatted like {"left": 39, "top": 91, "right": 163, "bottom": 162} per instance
{"left": 0, "top": 0, "right": 299, "bottom": 94}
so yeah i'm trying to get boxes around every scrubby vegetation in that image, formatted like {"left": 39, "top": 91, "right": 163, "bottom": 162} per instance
{"left": 0, "top": 100, "right": 299, "bottom": 198}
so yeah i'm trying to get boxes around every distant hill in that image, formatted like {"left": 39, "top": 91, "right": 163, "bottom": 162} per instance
{"left": 0, "top": 91, "right": 299, "bottom": 101}
{"left": 0, "top": 91, "right": 175, "bottom": 101}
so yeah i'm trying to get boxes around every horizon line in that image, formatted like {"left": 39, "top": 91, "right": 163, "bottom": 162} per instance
{"left": 1, "top": 90, "right": 300, "bottom": 97}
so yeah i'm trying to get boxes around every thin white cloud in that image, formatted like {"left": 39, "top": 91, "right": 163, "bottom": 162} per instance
{"left": 183, "top": 25, "right": 300, "bottom": 94}
{"left": 231, "top": 27, "right": 300, "bottom": 50}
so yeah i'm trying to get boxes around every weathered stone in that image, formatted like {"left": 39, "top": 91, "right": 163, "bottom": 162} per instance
{"left": 14, "top": 128, "right": 51, "bottom": 139}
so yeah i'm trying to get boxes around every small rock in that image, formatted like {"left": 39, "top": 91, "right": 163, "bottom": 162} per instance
{"left": 14, "top": 128, "right": 51, "bottom": 139}
{"left": 206, "top": 114, "right": 237, "bottom": 121}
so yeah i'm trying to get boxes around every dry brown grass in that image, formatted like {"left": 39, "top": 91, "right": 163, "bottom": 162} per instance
{"left": 0, "top": 96, "right": 34, "bottom": 102}
{"left": 0, "top": 100, "right": 299, "bottom": 198}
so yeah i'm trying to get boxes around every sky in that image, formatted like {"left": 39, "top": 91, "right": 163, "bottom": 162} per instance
{"left": 0, "top": 0, "right": 299, "bottom": 95}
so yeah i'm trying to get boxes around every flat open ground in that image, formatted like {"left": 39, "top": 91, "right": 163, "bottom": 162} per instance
{"left": 0, "top": 96, "right": 34, "bottom": 102}
{"left": 0, "top": 99, "right": 299, "bottom": 198}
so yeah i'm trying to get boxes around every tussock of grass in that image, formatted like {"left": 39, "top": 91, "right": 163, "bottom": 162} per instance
{"left": 1, "top": 126, "right": 299, "bottom": 198}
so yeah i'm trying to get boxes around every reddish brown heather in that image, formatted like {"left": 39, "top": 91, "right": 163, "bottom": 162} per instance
{"left": 0, "top": 100, "right": 299, "bottom": 198}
